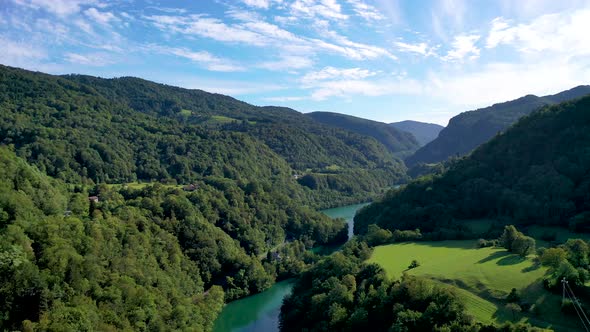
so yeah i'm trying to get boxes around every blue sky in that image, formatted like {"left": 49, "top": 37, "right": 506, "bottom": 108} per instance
{"left": 1, "top": 0, "right": 589, "bottom": 125}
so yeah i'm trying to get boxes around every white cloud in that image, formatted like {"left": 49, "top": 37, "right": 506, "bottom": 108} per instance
{"left": 148, "top": 45, "right": 245, "bottom": 72}
{"left": 0, "top": 36, "right": 46, "bottom": 60}
{"left": 242, "top": 0, "right": 271, "bottom": 9}
{"left": 145, "top": 13, "right": 395, "bottom": 61}
{"left": 345, "top": 0, "right": 385, "bottom": 20}
{"left": 258, "top": 55, "right": 314, "bottom": 71}
{"left": 308, "top": 78, "right": 422, "bottom": 100}
{"left": 145, "top": 15, "right": 268, "bottom": 46}
{"left": 426, "top": 58, "right": 590, "bottom": 108}
{"left": 11, "top": 0, "right": 99, "bottom": 16}
{"left": 64, "top": 52, "right": 116, "bottom": 66}
{"left": 301, "top": 66, "right": 377, "bottom": 83}
{"left": 486, "top": 9, "right": 590, "bottom": 57}
{"left": 290, "top": 0, "right": 348, "bottom": 20}
{"left": 298, "top": 67, "right": 423, "bottom": 100}
{"left": 84, "top": 7, "right": 118, "bottom": 26}
{"left": 442, "top": 34, "right": 480, "bottom": 61}
{"left": 394, "top": 41, "right": 437, "bottom": 56}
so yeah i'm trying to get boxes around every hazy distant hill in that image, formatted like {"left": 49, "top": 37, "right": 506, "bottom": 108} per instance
{"left": 389, "top": 120, "right": 444, "bottom": 146}
{"left": 306, "top": 111, "right": 420, "bottom": 158}
{"left": 405, "top": 85, "right": 590, "bottom": 166}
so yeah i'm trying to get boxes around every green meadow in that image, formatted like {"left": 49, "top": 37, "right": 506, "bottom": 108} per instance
{"left": 368, "top": 240, "right": 581, "bottom": 331}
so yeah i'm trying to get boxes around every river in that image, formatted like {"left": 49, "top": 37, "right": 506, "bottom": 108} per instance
{"left": 212, "top": 202, "right": 368, "bottom": 332}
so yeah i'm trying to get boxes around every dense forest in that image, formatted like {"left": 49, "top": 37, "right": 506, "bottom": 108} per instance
{"left": 0, "top": 147, "right": 226, "bottom": 330}
{"left": 0, "top": 143, "right": 345, "bottom": 330}
{"left": 389, "top": 120, "right": 444, "bottom": 147}
{"left": 406, "top": 85, "right": 590, "bottom": 166}
{"left": 0, "top": 65, "right": 390, "bottom": 330}
{"left": 355, "top": 94, "right": 590, "bottom": 238}
{"left": 0, "top": 65, "right": 409, "bottom": 208}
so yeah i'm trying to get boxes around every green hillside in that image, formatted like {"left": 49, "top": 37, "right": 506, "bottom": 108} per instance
{"left": 368, "top": 241, "right": 579, "bottom": 331}
{"left": 356, "top": 94, "right": 590, "bottom": 236}
{"left": 405, "top": 86, "right": 590, "bottom": 166}
{"left": 0, "top": 65, "right": 407, "bottom": 209}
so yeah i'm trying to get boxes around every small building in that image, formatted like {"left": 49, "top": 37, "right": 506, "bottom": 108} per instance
{"left": 88, "top": 196, "right": 99, "bottom": 203}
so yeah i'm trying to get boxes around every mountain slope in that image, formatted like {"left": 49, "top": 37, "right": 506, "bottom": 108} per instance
{"left": 389, "top": 120, "right": 444, "bottom": 146}
{"left": 62, "top": 71, "right": 409, "bottom": 203}
{"left": 0, "top": 65, "right": 408, "bottom": 207}
{"left": 0, "top": 65, "right": 352, "bottom": 302}
{"left": 355, "top": 94, "right": 590, "bottom": 235}
{"left": 405, "top": 86, "right": 590, "bottom": 166}
{"left": 306, "top": 111, "right": 420, "bottom": 157}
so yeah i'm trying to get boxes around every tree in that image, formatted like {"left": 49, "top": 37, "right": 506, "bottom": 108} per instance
{"left": 408, "top": 260, "right": 420, "bottom": 270}
{"left": 506, "top": 288, "right": 520, "bottom": 303}
{"left": 512, "top": 235, "right": 536, "bottom": 257}
{"left": 506, "top": 303, "right": 522, "bottom": 321}
{"left": 499, "top": 225, "right": 520, "bottom": 252}
{"left": 540, "top": 247, "right": 567, "bottom": 269}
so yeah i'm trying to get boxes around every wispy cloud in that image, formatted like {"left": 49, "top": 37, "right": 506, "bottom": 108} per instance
{"left": 258, "top": 55, "right": 314, "bottom": 71}
{"left": 298, "top": 67, "right": 422, "bottom": 100}
{"left": 64, "top": 52, "right": 116, "bottom": 66}
{"left": 290, "top": 0, "right": 348, "bottom": 21}
{"left": 11, "top": 0, "right": 100, "bottom": 16}
{"left": 147, "top": 45, "right": 245, "bottom": 72}
{"left": 345, "top": 0, "right": 385, "bottom": 21}
{"left": 145, "top": 13, "right": 395, "bottom": 61}
{"left": 84, "top": 7, "right": 118, "bottom": 26}
{"left": 394, "top": 41, "right": 437, "bottom": 56}
{"left": 442, "top": 34, "right": 480, "bottom": 61}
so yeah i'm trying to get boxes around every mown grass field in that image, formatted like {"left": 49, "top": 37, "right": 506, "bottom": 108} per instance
{"left": 367, "top": 240, "right": 581, "bottom": 331}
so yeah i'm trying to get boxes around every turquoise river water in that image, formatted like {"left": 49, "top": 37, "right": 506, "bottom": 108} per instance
{"left": 212, "top": 202, "right": 368, "bottom": 332}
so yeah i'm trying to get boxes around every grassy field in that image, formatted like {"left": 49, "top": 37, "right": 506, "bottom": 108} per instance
{"left": 367, "top": 240, "right": 580, "bottom": 331}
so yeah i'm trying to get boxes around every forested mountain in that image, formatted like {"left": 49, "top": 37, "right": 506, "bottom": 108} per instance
{"left": 306, "top": 111, "right": 420, "bottom": 157}
{"left": 355, "top": 94, "right": 590, "bottom": 237}
{"left": 389, "top": 120, "right": 444, "bottom": 146}
{"left": 405, "top": 85, "right": 590, "bottom": 166}
{"left": 0, "top": 65, "right": 407, "bottom": 207}
{"left": 0, "top": 64, "right": 361, "bottom": 329}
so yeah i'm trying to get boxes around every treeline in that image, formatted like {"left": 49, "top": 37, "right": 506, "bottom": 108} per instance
{"left": 280, "top": 239, "right": 548, "bottom": 332}
{"left": 355, "top": 95, "right": 590, "bottom": 237}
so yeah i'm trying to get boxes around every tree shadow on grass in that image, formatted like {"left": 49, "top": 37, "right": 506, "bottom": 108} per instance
{"left": 497, "top": 255, "right": 526, "bottom": 266}
{"left": 522, "top": 262, "right": 542, "bottom": 273}
{"left": 477, "top": 250, "right": 510, "bottom": 264}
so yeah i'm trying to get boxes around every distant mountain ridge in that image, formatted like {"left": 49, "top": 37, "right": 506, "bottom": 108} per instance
{"left": 306, "top": 111, "right": 420, "bottom": 158}
{"left": 389, "top": 120, "right": 444, "bottom": 146}
{"left": 405, "top": 85, "right": 590, "bottom": 166}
